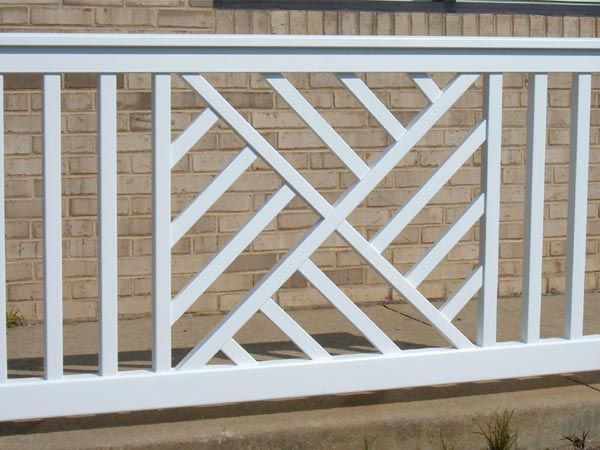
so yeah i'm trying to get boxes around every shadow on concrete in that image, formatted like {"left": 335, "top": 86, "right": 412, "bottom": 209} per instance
{"left": 1, "top": 371, "right": 598, "bottom": 437}
{"left": 7, "top": 332, "right": 433, "bottom": 377}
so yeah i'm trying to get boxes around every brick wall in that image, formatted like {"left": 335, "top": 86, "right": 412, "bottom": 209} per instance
{"left": 2, "top": 2, "right": 600, "bottom": 321}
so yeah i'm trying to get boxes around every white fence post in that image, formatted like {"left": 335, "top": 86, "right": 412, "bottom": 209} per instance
{"left": 152, "top": 73, "right": 172, "bottom": 372}
{"left": 43, "top": 74, "right": 63, "bottom": 381}
{"left": 521, "top": 73, "right": 548, "bottom": 344}
{"left": 478, "top": 73, "right": 502, "bottom": 347}
{"left": 0, "top": 75, "right": 5, "bottom": 383}
{"left": 98, "top": 74, "right": 119, "bottom": 376}
{"left": 565, "top": 73, "right": 592, "bottom": 340}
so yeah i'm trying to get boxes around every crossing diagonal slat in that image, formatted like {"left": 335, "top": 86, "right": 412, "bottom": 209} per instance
{"left": 335, "top": 221, "right": 474, "bottom": 349}
{"left": 221, "top": 339, "right": 258, "bottom": 366}
{"left": 406, "top": 194, "right": 485, "bottom": 287}
{"left": 182, "top": 74, "right": 336, "bottom": 219}
{"left": 171, "top": 185, "right": 295, "bottom": 323}
{"left": 410, "top": 73, "right": 443, "bottom": 102}
{"left": 299, "top": 261, "right": 401, "bottom": 355}
{"left": 337, "top": 73, "right": 405, "bottom": 140}
{"left": 440, "top": 267, "right": 483, "bottom": 320}
{"left": 171, "top": 108, "right": 219, "bottom": 168}
{"left": 170, "top": 147, "right": 256, "bottom": 246}
{"left": 264, "top": 73, "right": 369, "bottom": 179}
{"left": 260, "top": 299, "right": 331, "bottom": 360}
{"left": 371, "top": 120, "right": 486, "bottom": 253}
{"left": 176, "top": 73, "right": 479, "bottom": 370}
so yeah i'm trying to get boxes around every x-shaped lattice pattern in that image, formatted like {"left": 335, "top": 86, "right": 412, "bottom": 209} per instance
{"left": 168, "top": 72, "right": 487, "bottom": 370}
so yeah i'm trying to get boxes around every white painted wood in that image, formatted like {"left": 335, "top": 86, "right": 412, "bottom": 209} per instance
{"left": 221, "top": 340, "right": 258, "bottom": 366}
{"left": 0, "top": 75, "right": 5, "bottom": 383}
{"left": 170, "top": 147, "right": 256, "bottom": 246}
{"left": 152, "top": 74, "right": 172, "bottom": 372}
{"left": 371, "top": 120, "right": 486, "bottom": 253}
{"left": 2, "top": 36, "right": 599, "bottom": 421}
{"left": 43, "top": 74, "right": 63, "bottom": 381}
{"left": 4, "top": 52, "right": 600, "bottom": 74}
{"left": 565, "top": 73, "right": 591, "bottom": 340}
{"left": 522, "top": 73, "right": 548, "bottom": 344}
{"left": 406, "top": 194, "right": 484, "bottom": 287}
{"left": 299, "top": 261, "right": 400, "bottom": 355}
{"left": 6, "top": 337, "right": 600, "bottom": 422}
{"left": 182, "top": 74, "right": 335, "bottom": 219}
{"left": 98, "top": 74, "right": 118, "bottom": 377}
{"left": 440, "top": 267, "right": 483, "bottom": 321}
{"left": 3, "top": 36, "right": 600, "bottom": 75}
{"left": 260, "top": 299, "right": 331, "bottom": 360}
{"left": 337, "top": 73, "right": 405, "bottom": 140}
{"left": 5, "top": 34, "right": 600, "bottom": 50}
{"left": 410, "top": 73, "right": 442, "bottom": 102}
{"left": 177, "top": 74, "right": 478, "bottom": 370}
{"left": 171, "top": 108, "right": 218, "bottom": 169}
{"left": 478, "top": 73, "right": 503, "bottom": 347}
{"left": 336, "top": 221, "right": 474, "bottom": 349}
{"left": 171, "top": 186, "right": 295, "bottom": 323}
{"left": 264, "top": 73, "right": 369, "bottom": 179}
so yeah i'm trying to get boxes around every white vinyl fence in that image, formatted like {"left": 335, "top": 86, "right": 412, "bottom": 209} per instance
{"left": 0, "top": 34, "right": 598, "bottom": 420}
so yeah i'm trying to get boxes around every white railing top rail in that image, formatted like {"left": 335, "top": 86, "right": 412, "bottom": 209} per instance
{"left": 1, "top": 33, "right": 600, "bottom": 73}
{"left": 1, "top": 33, "right": 600, "bottom": 49}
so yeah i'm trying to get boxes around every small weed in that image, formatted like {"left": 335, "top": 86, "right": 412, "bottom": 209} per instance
{"left": 562, "top": 430, "right": 591, "bottom": 450}
{"left": 6, "top": 307, "right": 24, "bottom": 328}
{"left": 363, "top": 434, "right": 377, "bottom": 450}
{"left": 474, "top": 410, "right": 518, "bottom": 450}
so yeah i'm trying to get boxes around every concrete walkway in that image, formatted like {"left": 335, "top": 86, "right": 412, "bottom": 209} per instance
{"left": 2, "top": 295, "right": 600, "bottom": 449}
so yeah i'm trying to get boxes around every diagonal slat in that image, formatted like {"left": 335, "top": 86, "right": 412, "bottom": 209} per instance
{"left": 171, "top": 108, "right": 219, "bottom": 169}
{"left": 371, "top": 120, "right": 486, "bottom": 253}
{"left": 410, "top": 73, "right": 442, "bottom": 102}
{"left": 299, "top": 261, "right": 401, "bottom": 355}
{"left": 337, "top": 73, "right": 405, "bottom": 140}
{"left": 336, "top": 220, "right": 474, "bottom": 349}
{"left": 171, "top": 185, "right": 295, "bottom": 323}
{"left": 406, "top": 194, "right": 485, "bottom": 287}
{"left": 177, "top": 74, "right": 479, "bottom": 370}
{"left": 221, "top": 339, "right": 258, "bottom": 366}
{"left": 170, "top": 147, "right": 256, "bottom": 246}
{"left": 182, "top": 73, "right": 475, "bottom": 223}
{"left": 260, "top": 299, "right": 331, "bottom": 360}
{"left": 182, "top": 74, "right": 335, "bottom": 219}
{"left": 264, "top": 73, "right": 369, "bottom": 179}
{"left": 440, "top": 267, "right": 483, "bottom": 320}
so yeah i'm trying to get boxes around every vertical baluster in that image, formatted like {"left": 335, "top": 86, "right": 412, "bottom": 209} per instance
{"left": 0, "top": 75, "right": 6, "bottom": 382}
{"left": 565, "top": 73, "right": 591, "bottom": 340}
{"left": 152, "top": 74, "right": 171, "bottom": 372}
{"left": 522, "top": 73, "right": 548, "bottom": 344}
{"left": 98, "top": 74, "right": 118, "bottom": 376}
{"left": 478, "top": 73, "right": 502, "bottom": 347}
{"left": 43, "top": 74, "right": 63, "bottom": 380}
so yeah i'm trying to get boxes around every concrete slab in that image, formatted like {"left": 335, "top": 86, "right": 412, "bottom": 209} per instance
{"left": 2, "top": 294, "right": 600, "bottom": 449}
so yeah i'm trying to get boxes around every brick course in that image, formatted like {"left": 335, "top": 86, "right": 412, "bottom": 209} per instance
{"left": 2, "top": 3, "right": 600, "bottom": 322}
